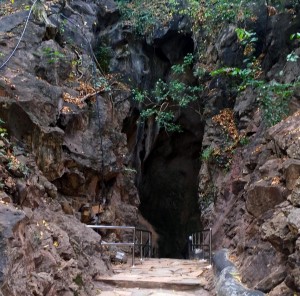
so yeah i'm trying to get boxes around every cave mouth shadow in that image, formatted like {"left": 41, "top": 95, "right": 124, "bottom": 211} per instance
{"left": 138, "top": 128, "right": 204, "bottom": 259}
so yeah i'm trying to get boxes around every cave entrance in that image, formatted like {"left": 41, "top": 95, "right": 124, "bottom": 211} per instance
{"left": 138, "top": 117, "right": 204, "bottom": 258}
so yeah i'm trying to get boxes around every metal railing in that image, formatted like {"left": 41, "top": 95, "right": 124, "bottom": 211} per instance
{"left": 86, "top": 225, "right": 153, "bottom": 266}
{"left": 189, "top": 228, "right": 212, "bottom": 264}
{"left": 136, "top": 227, "right": 153, "bottom": 258}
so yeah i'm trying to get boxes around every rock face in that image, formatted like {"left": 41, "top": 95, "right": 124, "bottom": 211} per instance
{"left": 0, "top": 0, "right": 137, "bottom": 294}
{"left": 0, "top": 0, "right": 139, "bottom": 222}
{"left": 0, "top": 204, "right": 25, "bottom": 284}
{"left": 195, "top": 3, "right": 300, "bottom": 294}
{"left": 1, "top": 200, "right": 111, "bottom": 296}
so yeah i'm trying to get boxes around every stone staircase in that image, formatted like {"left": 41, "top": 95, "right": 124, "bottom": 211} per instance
{"left": 94, "top": 258, "right": 214, "bottom": 296}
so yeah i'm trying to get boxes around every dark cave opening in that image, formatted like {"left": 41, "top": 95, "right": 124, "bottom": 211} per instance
{"left": 119, "top": 29, "right": 203, "bottom": 258}
{"left": 138, "top": 111, "right": 205, "bottom": 258}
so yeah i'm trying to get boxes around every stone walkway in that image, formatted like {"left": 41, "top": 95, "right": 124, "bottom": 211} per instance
{"left": 94, "top": 258, "right": 214, "bottom": 296}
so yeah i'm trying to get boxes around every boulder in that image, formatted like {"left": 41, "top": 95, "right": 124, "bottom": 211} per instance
{"left": 287, "top": 208, "right": 300, "bottom": 235}
{"left": 246, "top": 181, "right": 288, "bottom": 217}
{"left": 267, "top": 111, "right": 300, "bottom": 160}
{"left": 215, "top": 25, "right": 243, "bottom": 67}
{"left": 258, "top": 159, "right": 283, "bottom": 179}
{"left": 286, "top": 237, "right": 300, "bottom": 291}
{"left": 261, "top": 210, "right": 296, "bottom": 254}
{"left": 289, "top": 177, "right": 300, "bottom": 207}
{"left": 255, "top": 266, "right": 287, "bottom": 292}
{"left": 0, "top": 204, "right": 25, "bottom": 283}
{"left": 283, "top": 159, "right": 300, "bottom": 191}
{"left": 268, "top": 281, "right": 295, "bottom": 296}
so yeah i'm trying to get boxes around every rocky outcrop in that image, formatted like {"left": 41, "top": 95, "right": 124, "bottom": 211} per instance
{"left": 198, "top": 4, "right": 300, "bottom": 294}
{"left": 0, "top": 200, "right": 111, "bottom": 296}
{"left": 0, "top": 0, "right": 139, "bottom": 222}
{"left": 0, "top": 0, "right": 139, "bottom": 294}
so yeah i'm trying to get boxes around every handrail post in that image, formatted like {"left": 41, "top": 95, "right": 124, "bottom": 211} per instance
{"left": 140, "top": 230, "right": 143, "bottom": 261}
{"left": 209, "top": 228, "right": 212, "bottom": 265}
{"left": 149, "top": 232, "right": 152, "bottom": 258}
{"left": 132, "top": 227, "right": 136, "bottom": 267}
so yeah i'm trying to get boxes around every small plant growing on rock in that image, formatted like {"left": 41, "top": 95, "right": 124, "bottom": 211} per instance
{"left": 201, "top": 146, "right": 214, "bottom": 162}
{"left": 95, "top": 45, "right": 113, "bottom": 73}
{"left": 6, "top": 152, "right": 29, "bottom": 178}
{"left": 198, "top": 183, "right": 216, "bottom": 212}
{"left": 42, "top": 47, "right": 65, "bottom": 64}
{"left": 258, "top": 81, "right": 296, "bottom": 126}
{"left": 0, "top": 119, "right": 7, "bottom": 139}
{"left": 133, "top": 53, "right": 202, "bottom": 132}
{"left": 73, "top": 274, "right": 84, "bottom": 287}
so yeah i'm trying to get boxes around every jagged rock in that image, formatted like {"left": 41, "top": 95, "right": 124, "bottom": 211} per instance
{"left": 261, "top": 210, "right": 296, "bottom": 254}
{"left": 286, "top": 237, "right": 300, "bottom": 291}
{"left": 32, "top": 126, "right": 65, "bottom": 181}
{"left": 246, "top": 181, "right": 288, "bottom": 217}
{"left": 1, "top": 199, "right": 111, "bottom": 295}
{"left": 238, "top": 241, "right": 287, "bottom": 290}
{"left": 35, "top": 40, "right": 73, "bottom": 85}
{"left": 255, "top": 265, "right": 287, "bottom": 292}
{"left": 61, "top": 201, "right": 74, "bottom": 215}
{"left": 98, "top": 206, "right": 115, "bottom": 224}
{"left": 234, "top": 88, "right": 258, "bottom": 118}
{"left": 231, "top": 177, "right": 247, "bottom": 196}
{"left": 267, "top": 111, "right": 300, "bottom": 160}
{"left": 215, "top": 25, "right": 243, "bottom": 67}
{"left": 289, "top": 177, "right": 300, "bottom": 206}
{"left": 268, "top": 281, "right": 295, "bottom": 296}
{"left": 283, "top": 159, "right": 300, "bottom": 190}
{"left": 0, "top": 191, "right": 11, "bottom": 203}
{"left": 287, "top": 208, "right": 300, "bottom": 235}
{"left": 258, "top": 159, "right": 283, "bottom": 179}
{"left": 0, "top": 204, "right": 25, "bottom": 283}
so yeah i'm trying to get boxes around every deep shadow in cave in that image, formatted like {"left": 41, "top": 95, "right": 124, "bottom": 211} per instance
{"left": 138, "top": 113, "right": 204, "bottom": 258}
{"left": 119, "top": 29, "right": 203, "bottom": 258}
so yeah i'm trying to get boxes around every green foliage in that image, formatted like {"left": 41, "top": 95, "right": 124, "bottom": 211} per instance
{"left": 211, "top": 27, "right": 298, "bottom": 127}
{"left": 153, "top": 78, "right": 201, "bottom": 107}
{"left": 258, "top": 81, "right": 296, "bottom": 127}
{"left": 95, "top": 45, "right": 112, "bottom": 73}
{"left": 201, "top": 146, "right": 214, "bottom": 162}
{"left": 59, "top": 19, "right": 67, "bottom": 35}
{"left": 290, "top": 32, "right": 300, "bottom": 40}
{"left": 287, "top": 33, "right": 300, "bottom": 62}
{"left": 198, "top": 183, "right": 216, "bottom": 212}
{"left": 193, "top": 67, "right": 206, "bottom": 79}
{"left": 235, "top": 28, "right": 257, "bottom": 45}
{"left": 286, "top": 52, "right": 299, "bottom": 62}
{"left": 210, "top": 29, "right": 261, "bottom": 90}
{"left": 94, "top": 75, "right": 111, "bottom": 92}
{"left": 117, "top": 0, "right": 165, "bottom": 36}
{"left": 116, "top": 0, "right": 253, "bottom": 38}
{"left": 73, "top": 274, "right": 84, "bottom": 287}
{"left": 239, "top": 136, "right": 249, "bottom": 146}
{"left": 171, "top": 53, "right": 193, "bottom": 74}
{"left": 0, "top": 119, "right": 7, "bottom": 138}
{"left": 132, "top": 88, "right": 147, "bottom": 103}
{"left": 133, "top": 53, "right": 202, "bottom": 132}
{"left": 198, "top": 0, "right": 252, "bottom": 33}
{"left": 42, "top": 47, "right": 65, "bottom": 64}
{"left": 116, "top": 0, "right": 200, "bottom": 36}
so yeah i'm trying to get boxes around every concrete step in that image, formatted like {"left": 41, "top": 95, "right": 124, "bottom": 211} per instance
{"left": 95, "top": 258, "right": 213, "bottom": 294}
